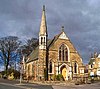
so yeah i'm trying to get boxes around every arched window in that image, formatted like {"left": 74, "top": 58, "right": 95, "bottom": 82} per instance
{"left": 28, "top": 64, "right": 31, "bottom": 76}
{"left": 59, "top": 44, "right": 68, "bottom": 61}
{"left": 74, "top": 63, "right": 77, "bottom": 73}
{"left": 65, "top": 48, "right": 68, "bottom": 61}
{"left": 41, "top": 37, "right": 43, "bottom": 44}
{"left": 49, "top": 61, "right": 52, "bottom": 73}
{"left": 59, "top": 50, "right": 61, "bottom": 61}
{"left": 62, "top": 45, "right": 64, "bottom": 61}
{"left": 32, "top": 64, "right": 34, "bottom": 75}
{"left": 44, "top": 37, "right": 45, "bottom": 44}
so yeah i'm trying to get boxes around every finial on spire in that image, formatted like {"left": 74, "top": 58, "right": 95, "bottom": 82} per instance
{"left": 61, "top": 26, "right": 64, "bottom": 32}
{"left": 43, "top": 5, "right": 45, "bottom": 11}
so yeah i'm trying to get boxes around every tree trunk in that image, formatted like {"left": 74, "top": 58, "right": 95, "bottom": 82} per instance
{"left": 3, "top": 59, "right": 8, "bottom": 77}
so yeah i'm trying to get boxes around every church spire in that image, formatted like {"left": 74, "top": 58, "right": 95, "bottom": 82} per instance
{"left": 39, "top": 5, "right": 47, "bottom": 36}
{"left": 39, "top": 5, "right": 48, "bottom": 50}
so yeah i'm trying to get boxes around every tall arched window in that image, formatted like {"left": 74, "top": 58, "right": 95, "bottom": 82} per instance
{"left": 74, "top": 63, "right": 77, "bottom": 73}
{"left": 65, "top": 48, "right": 68, "bottom": 61}
{"left": 41, "top": 37, "right": 43, "bottom": 44}
{"left": 59, "top": 44, "right": 68, "bottom": 61}
{"left": 59, "top": 51, "right": 61, "bottom": 61}
{"left": 44, "top": 37, "right": 45, "bottom": 44}
{"left": 28, "top": 64, "right": 31, "bottom": 76}
{"left": 32, "top": 64, "right": 34, "bottom": 75}
{"left": 49, "top": 61, "right": 52, "bottom": 73}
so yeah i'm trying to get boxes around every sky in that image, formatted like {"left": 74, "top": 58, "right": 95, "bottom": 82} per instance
{"left": 0, "top": 0, "right": 100, "bottom": 64}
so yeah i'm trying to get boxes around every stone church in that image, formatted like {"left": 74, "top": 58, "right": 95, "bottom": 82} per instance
{"left": 25, "top": 6, "right": 85, "bottom": 81}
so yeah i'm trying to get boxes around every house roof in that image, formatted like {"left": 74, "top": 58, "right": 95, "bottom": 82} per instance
{"left": 88, "top": 58, "right": 95, "bottom": 65}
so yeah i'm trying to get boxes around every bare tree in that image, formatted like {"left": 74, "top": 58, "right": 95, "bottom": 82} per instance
{"left": 21, "top": 38, "right": 38, "bottom": 56}
{"left": 0, "top": 36, "right": 21, "bottom": 76}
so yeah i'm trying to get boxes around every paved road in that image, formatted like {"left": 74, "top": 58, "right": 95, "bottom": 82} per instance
{"left": 0, "top": 78, "right": 100, "bottom": 89}
{"left": 0, "top": 78, "right": 53, "bottom": 89}
{"left": 0, "top": 83, "right": 24, "bottom": 89}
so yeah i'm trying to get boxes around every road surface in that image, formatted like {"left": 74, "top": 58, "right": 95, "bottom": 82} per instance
{"left": 0, "top": 78, "right": 53, "bottom": 89}
{"left": 52, "top": 82, "right": 100, "bottom": 89}
{"left": 0, "top": 78, "right": 100, "bottom": 89}
{"left": 0, "top": 83, "right": 24, "bottom": 89}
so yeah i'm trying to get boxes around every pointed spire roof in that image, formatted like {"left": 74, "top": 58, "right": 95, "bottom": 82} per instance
{"left": 39, "top": 5, "right": 47, "bottom": 36}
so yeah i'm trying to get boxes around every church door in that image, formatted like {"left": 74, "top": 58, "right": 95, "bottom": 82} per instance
{"left": 61, "top": 66, "right": 68, "bottom": 80}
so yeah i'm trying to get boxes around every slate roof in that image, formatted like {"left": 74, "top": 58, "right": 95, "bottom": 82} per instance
{"left": 26, "top": 46, "right": 39, "bottom": 63}
{"left": 88, "top": 58, "right": 95, "bottom": 65}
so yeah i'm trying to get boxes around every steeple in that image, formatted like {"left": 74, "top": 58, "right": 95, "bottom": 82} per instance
{"left": 38, "top": 6, "right": 48, "bottom": 80}
{"left": 39, "top": 5, "right": 48, "bottom": 50}
{"left": 39, "top": 5, "right": 47, "bottom": 36}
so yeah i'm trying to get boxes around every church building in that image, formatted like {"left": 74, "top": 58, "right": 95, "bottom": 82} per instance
{"left": 25, "top": 6, "right": 85, "bottom": 81}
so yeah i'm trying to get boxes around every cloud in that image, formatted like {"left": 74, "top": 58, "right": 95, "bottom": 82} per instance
{"left": 0, "top": 0, "right": 100, "bottom": 64}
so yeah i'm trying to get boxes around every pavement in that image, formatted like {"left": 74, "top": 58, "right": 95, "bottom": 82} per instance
{"left": 52, "top": 83, "right": 100, "bottom": 89}
{"left": 0, "top": 78, "right": 100, "bottom": 89}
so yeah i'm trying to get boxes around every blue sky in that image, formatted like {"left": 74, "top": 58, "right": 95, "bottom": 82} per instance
{"left": 0, "top": 0, "right": 100, "bottom": 64}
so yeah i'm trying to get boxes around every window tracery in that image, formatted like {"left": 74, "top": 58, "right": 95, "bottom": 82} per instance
{"left": 59, "top": 44, "right": 68, "bottom": 61}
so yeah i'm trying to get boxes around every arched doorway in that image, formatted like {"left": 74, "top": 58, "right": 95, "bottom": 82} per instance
{"left": 60, "top": 65, "right": 68, "bottom": 80}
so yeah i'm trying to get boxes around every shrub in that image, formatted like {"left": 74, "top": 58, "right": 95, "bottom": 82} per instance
{"left": 56, "top": 74, "right": 64, "bottom": 81}
{"left": 52, "top": 74, "right": 56, "bottom": 81}
{"left": 1, "top": 68, "right": 20, "bottom": 79}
